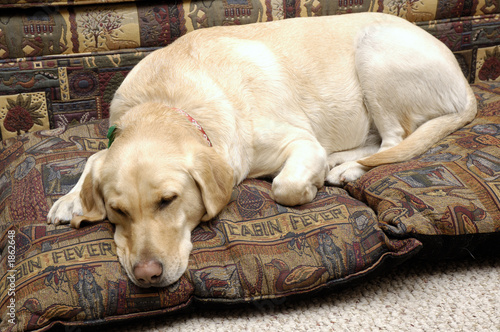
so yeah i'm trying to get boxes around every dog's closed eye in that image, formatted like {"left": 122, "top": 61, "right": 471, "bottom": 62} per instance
{"left": 158, "top": 195, "right": 177, "bottom": 210}
{"left": 112, "top": 207, "right": 128, "bottom": 218}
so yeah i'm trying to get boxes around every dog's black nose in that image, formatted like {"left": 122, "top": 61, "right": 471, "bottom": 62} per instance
{"left": 134, "top": 260, "right": 163, "bottom": 285}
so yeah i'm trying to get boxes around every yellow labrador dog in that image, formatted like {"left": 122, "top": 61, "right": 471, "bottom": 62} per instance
{"left": 48, "top": 13, "right": 476, "bottom": 288}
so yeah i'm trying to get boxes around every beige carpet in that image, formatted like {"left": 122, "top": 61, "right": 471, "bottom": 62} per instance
{"left": 93, "top": 256, "right": 500, "bottom": 332}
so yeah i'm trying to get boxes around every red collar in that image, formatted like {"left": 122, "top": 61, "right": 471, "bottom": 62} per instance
{"left": 107, "top": 107, "right": 213, "bottom": 148}
{"left": 172, "top": 108, "right": 212, "bottom": 147}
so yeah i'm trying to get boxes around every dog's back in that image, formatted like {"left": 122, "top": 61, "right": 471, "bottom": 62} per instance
{"left": 111, "top": 13, "right": 475, "bottom": 182}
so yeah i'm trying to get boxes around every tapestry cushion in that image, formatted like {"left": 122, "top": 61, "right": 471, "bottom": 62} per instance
{"left": 0, "top": 121, "right": 420, "bottom": 331}
{"left": 346, "top": 82, "right": 500, "bottom": 259}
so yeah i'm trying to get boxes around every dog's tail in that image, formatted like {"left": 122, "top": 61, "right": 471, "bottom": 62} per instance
{"left": 358, "top": 86, "right": 477, "bottom": 167}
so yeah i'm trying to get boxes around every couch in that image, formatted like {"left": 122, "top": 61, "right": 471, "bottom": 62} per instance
{"left": 1, "top": 0, "right": 500, "bottom": 331}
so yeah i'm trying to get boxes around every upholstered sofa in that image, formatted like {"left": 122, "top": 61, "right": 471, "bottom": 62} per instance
{"left": 1, "top": 0, "right": 500, "bottom": 331}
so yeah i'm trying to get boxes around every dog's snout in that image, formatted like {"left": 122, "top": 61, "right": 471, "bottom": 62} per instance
{"left": 133, "top": 260, "right": 163, "bottom": 285}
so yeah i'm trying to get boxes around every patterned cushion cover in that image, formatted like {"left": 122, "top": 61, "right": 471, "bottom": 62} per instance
{"left": 346, "top": 82, "right": 500, "bottom": 259}
{"left": 0, "top": 120, "right": 420, "bottom": 331}
{"left": 0, "top": 83, "right": 499, "bottom": 331}
{"left": 2, "top": 2, "right": 500, "bottom": 141}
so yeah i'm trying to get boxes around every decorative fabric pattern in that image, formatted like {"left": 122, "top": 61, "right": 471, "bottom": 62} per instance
{"left": 0, "top": 120, "right": 420, "bottom": 331}
{"left": 1, "top": 1, "right": 500, "bottom": 139}
{"left": 1, "top": 0, "right": 500, "bottom": 330}
{"left": 0, "top": 50, "right": 149, "bottom": 140}
{"left": 346, "top": 82, "right": 500, "bottom": 257}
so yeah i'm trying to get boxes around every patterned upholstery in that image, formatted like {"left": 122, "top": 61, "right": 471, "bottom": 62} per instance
{"left": 1, "top": 0, "right": 500, "bottom": 331}
{"left": 2, "top": 1, "right": 500, "bottom": 140}
{"left": 0, "top": 119, "right": 421, "bottom": 331}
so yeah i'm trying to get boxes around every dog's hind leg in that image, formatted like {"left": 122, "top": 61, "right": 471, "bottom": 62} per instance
{"left": 325, "top": 27, "right": 430, "bottom": 187}
{"left": 354, "top": 24, "right": 473, "bottom": 166}
{"left": 326, "top": 128, "right": 381, "bottom": 185}
{"left": 271, "top": 139, "right": 329, "bottom": 206}
{"left": 326, "top": 144, "right": 379, "bottom": 186}
{"left": 327, "top": 161, "right": 371, "bottom": 186}
{"left": 327, "top": 135, "right": 380, "bottom": 168}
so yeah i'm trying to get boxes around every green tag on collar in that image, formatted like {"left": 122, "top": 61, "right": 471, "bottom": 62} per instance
{"left": 107, "top": 125, "right": 117, "bottom": 148}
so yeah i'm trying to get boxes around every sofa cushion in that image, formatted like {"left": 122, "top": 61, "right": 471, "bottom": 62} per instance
{"left": 0, "top": 120, "right": 420, "bottom": 331}
{"left": 346, "top": 82, "right": 500, "bottom": 259}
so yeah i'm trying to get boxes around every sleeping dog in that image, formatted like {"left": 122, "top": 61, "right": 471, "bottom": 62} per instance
{"left": 48, "top": 13, "right": 477, "bottom": 288}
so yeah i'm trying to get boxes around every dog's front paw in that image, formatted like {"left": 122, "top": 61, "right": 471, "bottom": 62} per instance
{"left": 271, "top": 176, "right": 318, "bottom": 206}
{"left": 326, "top": 161, "right": 369, "bottom": 186}
{"left": 47, "top": 192, "right": 83, "bottom": 226}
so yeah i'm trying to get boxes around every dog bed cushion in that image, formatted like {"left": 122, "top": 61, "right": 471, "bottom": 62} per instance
{"left": 0, "top": 120, "right": 421, "bottom": 331}
{"left": 1, "top": 82, "right": 500, "bottom": 331}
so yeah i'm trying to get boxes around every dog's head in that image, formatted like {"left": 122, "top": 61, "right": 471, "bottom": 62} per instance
{"left": 71, "top": 104, "right": 233, "bottom": 287}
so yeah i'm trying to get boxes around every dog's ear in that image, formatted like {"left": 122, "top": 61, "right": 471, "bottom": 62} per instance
{"left": 190, "top": 149, "right": 234, "bottom": 221}
{"left": 71, "top": 154, "right": 107, "bottom": 228}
